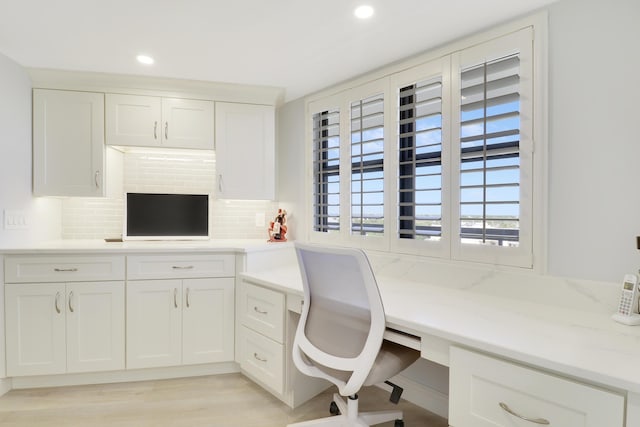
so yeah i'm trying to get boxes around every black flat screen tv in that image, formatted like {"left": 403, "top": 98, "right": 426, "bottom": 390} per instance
{"left": 123, "top": 193, "right": 209, "bottom": 240}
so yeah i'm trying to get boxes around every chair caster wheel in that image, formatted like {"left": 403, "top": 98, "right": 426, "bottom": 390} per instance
{"left": 329, "top": 401, "right": 340, "bottom": 415}
{"left": 394, "top": 420, "right": 405, "bottom": 427}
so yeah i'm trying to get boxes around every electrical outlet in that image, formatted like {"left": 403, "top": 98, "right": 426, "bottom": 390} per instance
{"left": 4, "top": 210, "right": 28, "bottom": 230}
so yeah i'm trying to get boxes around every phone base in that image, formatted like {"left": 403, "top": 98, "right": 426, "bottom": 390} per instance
{"left": 612, "top": 313, "right": 640, "bottom": 325}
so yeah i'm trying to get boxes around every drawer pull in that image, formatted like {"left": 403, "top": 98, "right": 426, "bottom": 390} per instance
{"left": 54, "top": 268, "right": 78, "bottom": 272}
{"left": 55, "top": 292, "right": 61, "bottom": 314}
{"left": 253, "top": 306, "right": 268, "bottom": 315}
{"left": 172, "top": 265, "right": 194, "bottom": 270}
{"left": 253, "top": 352, "right": 268, "bottom": 363}
{"left": 68, "top": 291, "right": 75, "bottom": 313}
{"left": 499, "top": 402, "right": 550, "bottom": 425}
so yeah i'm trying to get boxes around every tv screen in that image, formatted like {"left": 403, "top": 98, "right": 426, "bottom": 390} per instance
{"left": 124, "top": 193, "right": 209, "bottom": 240}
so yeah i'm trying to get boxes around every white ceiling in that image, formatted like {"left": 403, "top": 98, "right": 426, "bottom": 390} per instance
{"left": 0, "top": 0, "right": 557, "bottom": 101}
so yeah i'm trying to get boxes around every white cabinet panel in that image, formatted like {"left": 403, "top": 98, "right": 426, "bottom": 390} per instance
{"left": 126, "top": 280, "right": 183, "bottom": 369}
{"left": 5, "top": 283, "right": 67, "bottom": 376}
{"left": 33, "top": 89, "right": 105, "bottom": 197}
{"left": 105, "top": 94, "right": 161, "bottom": 147}
{"left": 162, "top": 98, "right": 214, "bottom": 149}
{"left": 449, "top": 346, "right": 624, "bottom": 427}
{"left": 106, "top": 94, "right": 213, "bottom": 149}
{"left": 215, "top": 102, "right": 275, "bottom": 199}
{"left": 238, "top": 325, "right": 284, "bottom": 395}
{"left": 239, "top": 280, "right": 285, "bottom": 343}
{"left": 66, "top": 282, "right": 125, "bottom": 373}
{"left": 127, "top": 277, "right": 235, "bottom": 369}
{"left": 182, "top": 277, "right": 235, "bottom": 365}
{"left": 5, "top": 281, "right": 125, "bottom": 377}
{"left": 5, "top": 255, "right": 125, "bottom": 283}
{"left": 126, "top": 254, "right": 235, "bottom": 280}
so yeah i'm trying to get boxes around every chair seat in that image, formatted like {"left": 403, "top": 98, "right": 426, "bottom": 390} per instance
{"left": 364, "top": 340, "right": 420, "bottom": 386}
{"left": 309, "top": 340, "right": 420, "bottom": 389}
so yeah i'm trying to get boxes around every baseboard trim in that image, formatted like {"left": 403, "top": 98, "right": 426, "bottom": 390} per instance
{"left": 377, "top": 373, "right": 449, "bottom": 419}
{"left": 11, "top": 362, "right": 240, "bottom": 390}
{"left": 0, "top": 377, "right": 12, "bottom": 397}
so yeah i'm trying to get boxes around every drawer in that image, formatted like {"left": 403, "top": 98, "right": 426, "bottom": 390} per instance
{"left": 5, "top": 255, "right": 125, "bottom": 283}
{"left": 449, "top": 346, "right": 624, "bottom": 427}
{"left": 239, "top": 280, "right": 285, "bottom": 343}
{"left": 126, "top": 254, "right": 235, "bottom": 280}
{"left": 239, "top": 325, "right": 284, "bottom": 395}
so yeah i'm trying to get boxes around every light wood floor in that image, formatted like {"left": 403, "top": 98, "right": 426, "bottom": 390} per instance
{"left": 0, "top": 373, "right": 448, "bottom": 426}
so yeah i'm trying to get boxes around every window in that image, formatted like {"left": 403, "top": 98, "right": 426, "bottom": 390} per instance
{"left": 350, "top": 93, "right": 384, "bottom": 236}
{"left": 307, "top": 26, "right": 539, "bottom": 269}
{"left": 312, "top": 109, "right": 340, "bottom": 233}
{"left": 398, "top": 78, "right": 443, "bottom": 241}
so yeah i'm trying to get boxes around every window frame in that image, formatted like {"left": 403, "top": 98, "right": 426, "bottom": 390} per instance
{"left": 304, "top": 14, "right": 547, "bottom": 271}
{"left": 451, "top": 28, "right": 534, "bottom": 268}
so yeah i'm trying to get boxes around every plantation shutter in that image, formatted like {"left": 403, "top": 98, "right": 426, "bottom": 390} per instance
{"left": 312, "top": 109, "right": 340, "bottom": 233}
{"left": 398, "top": 77, "right": 443, "bottom": 241}
{"left": 458, "top": 54, "right": 521, "bottom": 246}
{"left": 350, "top": 94, "right": 385, "bottom": 236}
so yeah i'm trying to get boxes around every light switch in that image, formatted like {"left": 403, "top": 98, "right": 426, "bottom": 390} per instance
{"left": 4, "top": 210, "right": 28, "bottom": 230}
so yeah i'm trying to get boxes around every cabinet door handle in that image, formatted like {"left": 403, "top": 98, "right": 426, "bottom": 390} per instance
{"left": 54, "top": 292, "right": 61, "bottom": 314}
{"left": 186, "top": 288, "right": 190, "bottom": 308}
{"left": 499, "top": 402, "right": 550, "bottom": 425}
{"left": 154, "top": 121, "right": 158, "bottom": 139}
{"left": 253, "top": 352, "right": 267, "bottom": 363}
{"left": 218, "top": 174, "right": 223, "bottom": 193}
{"left": 174, "top": 288, "right": 178, "bottom": 308}
{"left": 54, "top": 268, "right": 78, "bottom": 272}
{"left": 172, "top": 265, "right": 194, "bottom": 270}
{"left": 253, "top": 306, "right": 268, "bottom": 315}
{"left": 94, "top": 170, "right": 101, "bottom": 189}
{"left": 165, "top": 121, "right": 168, "bottom": 140}
{"left": 68, "top": 291, "right": 75, "bottom": 313}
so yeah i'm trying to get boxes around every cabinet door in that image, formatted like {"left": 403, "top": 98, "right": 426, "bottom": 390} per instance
{"left": 215, "top": 102, "right": 275, "bottom": 199}
{"left": 449, "top": 346, "right": 624, "bottom": 427}
{"left": 162, "top": 98, "right": 214, "bottom": 149}
{"left": 66, "top": 281, "right": 125, "bottom": 373}
{"left": 182, "top": 277, "right": 234, "bottom": 365}
{"left": 5, "top": 283, "right": 66, "bottom": 376}
{"left": 105, "top": 94, "right": 162, "bottom": 147}
{"left": 126, "top": 280, "right": 182, "bottom": 369}
{"left": 33, "top": 89, "right": 105, "bottom": 196}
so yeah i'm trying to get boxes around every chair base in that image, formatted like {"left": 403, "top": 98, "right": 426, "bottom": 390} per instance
{"left": 287, "top": 393, "right": 404, "bottom": 427}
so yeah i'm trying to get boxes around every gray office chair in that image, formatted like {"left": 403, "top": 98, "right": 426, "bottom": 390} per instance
{"left": 288, "top": 243, "right": 420, "bottom": 427}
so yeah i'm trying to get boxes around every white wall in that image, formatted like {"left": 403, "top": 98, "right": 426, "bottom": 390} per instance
{"left": 0, "top": 52, "right": 61, "bottom": 247}
{"left": 547, "top": 0, "right": 640, "bottom": 282}
{"left": 276, "top": 97, "right": 306, "bottom": 240}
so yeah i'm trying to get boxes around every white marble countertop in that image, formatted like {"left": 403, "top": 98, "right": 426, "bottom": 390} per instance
{"left": 0, "top": 239, "right": 291, "bottom": 254}
{"left": 240, "top": 265, "right": 640, "bottom": 395}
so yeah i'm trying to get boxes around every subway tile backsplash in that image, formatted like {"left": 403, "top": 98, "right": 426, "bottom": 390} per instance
{"left": 61, "top": 150, "right": 276, "bottom": 240}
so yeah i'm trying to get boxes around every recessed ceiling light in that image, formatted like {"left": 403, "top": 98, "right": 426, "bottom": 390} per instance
{"left": 136, "top": 54, "right": 154, "bottom": 65}
{"left": 354, "top": 5, "right": 374, "bottom": 19}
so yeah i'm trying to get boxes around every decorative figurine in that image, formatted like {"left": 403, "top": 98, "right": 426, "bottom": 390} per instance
{"left": 268, "top": 209, "right": 288, "bottom": 242}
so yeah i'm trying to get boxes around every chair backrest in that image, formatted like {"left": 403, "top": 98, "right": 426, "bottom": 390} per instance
{"left": 293, "top": 243, "right": 386, "bottom": 396}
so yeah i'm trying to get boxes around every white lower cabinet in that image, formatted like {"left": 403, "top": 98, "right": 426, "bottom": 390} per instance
{"left": 126, "top": 277, "right": 234, "bottom": 369}
{"left": 237, "top": 280, "right": 285, "bottom": 395}
{"left": 449, "top": 346, "right": 625, "bottom": 427}
{"left": 5, "top": 281, "right": 125, "bottom": 376}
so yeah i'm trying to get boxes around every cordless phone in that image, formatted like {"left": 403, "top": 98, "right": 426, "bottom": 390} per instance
{"left": 612, "top": 274, "right": 640, "bottom": 325}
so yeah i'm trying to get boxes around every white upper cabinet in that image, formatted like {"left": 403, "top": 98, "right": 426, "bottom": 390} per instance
{"left": 33, "top": 89, "right": 105, "bottom": 197}
{"left": 215, "top": 102, "right": 275, "bottom": 200}
{"left": 106, "top": 94, "right": 214, "bottom": 150}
